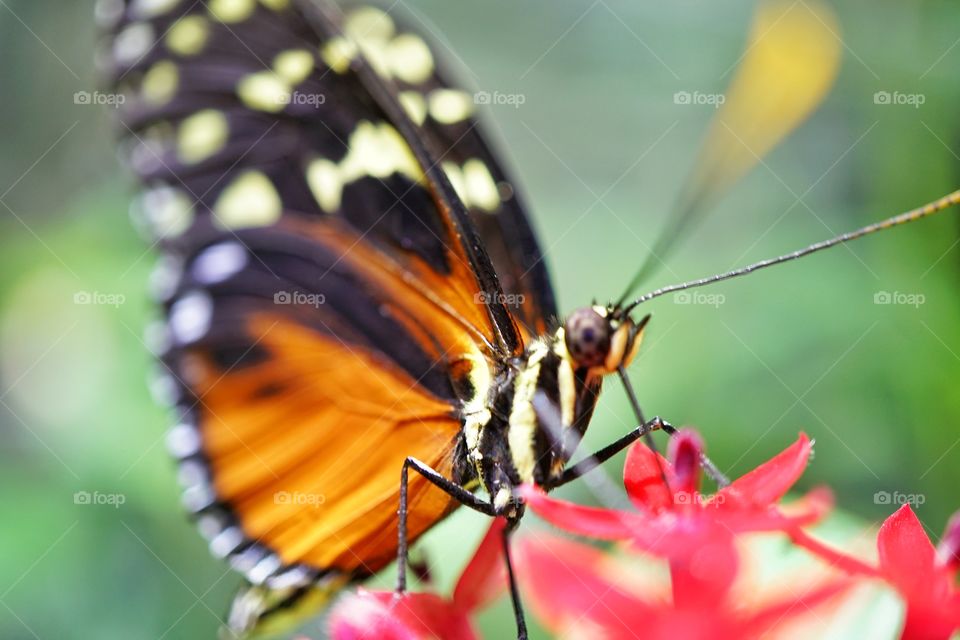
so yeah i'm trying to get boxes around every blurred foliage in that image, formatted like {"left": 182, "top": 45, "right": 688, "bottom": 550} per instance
{"left": 1, "top": 0, "right": 959, "bottom": 638}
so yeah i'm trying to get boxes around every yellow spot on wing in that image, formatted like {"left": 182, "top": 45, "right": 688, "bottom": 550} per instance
{"left": 387, "top": 34, "right": 435, "bottom": 84}
{"left": 343, "top": 6, "right": 395, "bottom": 41}
{"left": 209, "top": 0, "right": 256, "bottom": 23}
{"left": 142, "top": 61, "right": 179, "bottom": 106}
{"left": 398, "top": 91, "right": 427, "bottom": 125}
{"left": 166, "top": 15, "right": 209, "bottom": 57}
{"left": 214, "top": 171, "right": 282, "bottom": 229}
{"left": 258, "top": 0, "right": 289, "bottom": 9}
{"left": 428, "top": 89, "right": 474, "bottom": 124}
{"left": 306, "top": 159, "right": 342, "bottom": 213}
{"left": 178, "top": 109, "right": 229, "bottom": 165}
{"left": 462, "top": 159, "right": 500, "bottom": 212}
{"left": 321, "top": 37, "right": 358, "bottom": 74}
{"left": 273, "top": 49, "right": 315, "bottom": 85}
{"left": 340, "top": 121, "right": 422, "bottom": 183}
{"left": 237, "top": 72, "right": 290, "bottom": 113}
{"left": 442, "top": 160, "right": 501, "bottom": 212}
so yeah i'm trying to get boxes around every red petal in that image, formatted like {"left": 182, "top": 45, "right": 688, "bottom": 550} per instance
{"left": 624, "top": 441, "right": 676, "bottom": 512}
{"left": 329, "top": 590, "right": 477, "bottom": 640}
{"left": 668, "top": 530, "right": 739, "bottom": 607}
{"left": 328, "top": 591, "right": 418, "bottom": 640}
{"left": 717, "top": 434, "right": 812, "bottom": 508}
{"left": 789, "top": 528, "right": 879, "bottom": 576}
{"left": 719, "top": 488, "right": 833, "bottom": 533}
{"left": 668, "top": 428, "right": 704, "bottom": 495}
{"left": 453, "top": 518, "right": 507, "bottom": 612}
{"left": 936, "top": 510, "right": 960, "bottom": 571}
{"left": 878, "top": 505, "right": 937, "bottom": 597}
{"left": 743, "top": 578, "right": 856, "bottom": 635}
{"left": 515, "top": 533, "right": 656, "bottom": 634}
{"left": 519, "top": 485, "right": 641, "bottom": 540}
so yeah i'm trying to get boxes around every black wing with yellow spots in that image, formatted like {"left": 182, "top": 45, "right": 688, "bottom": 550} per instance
{"left": 102, "top": 0, "right": 554, "bottom": 635}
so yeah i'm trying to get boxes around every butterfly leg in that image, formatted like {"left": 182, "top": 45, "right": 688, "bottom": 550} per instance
{"left": 553, "top": 416, "right": 670, "bottom": 487}
{"left": 395, "top": 457, "right": 529, "bottom": 639}
{"left": 617, "top": 367, "right": 730, "bottom": 487}
{"left": 396, "top": 457, "right": 496, "bottom": 594}
{"left": 501, "top": 520, "right": 528, "bottom": 640}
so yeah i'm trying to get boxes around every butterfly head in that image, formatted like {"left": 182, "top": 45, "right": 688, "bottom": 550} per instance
{"left": 563, "top": 305, "right": 650, "bottom": 373}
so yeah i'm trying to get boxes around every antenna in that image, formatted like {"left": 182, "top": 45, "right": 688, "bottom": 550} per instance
{"left": 624, "top": 189, "right": 960, "bottom": 313}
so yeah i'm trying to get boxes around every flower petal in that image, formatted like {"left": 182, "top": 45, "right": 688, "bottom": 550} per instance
{"left": 519, "top": 484, "right": 642, "bottom": 540}
{"left": 877, "top": 505, "right": 937, "bottom": 597}
{"left": 718, "top": 434, "right": 812, "bottom": 508}
{"left": 624, "top": 441, "right": 676, "bottom": 512}
{"left": 328, "top": 591, "right": 418, "bottom": 640}
{"left": 668, "top": 428, "right": 704, "bottom": 495}
{"left": 515, "top": 533, "right": 656, "bottom": 634}
{"left": 452, "top": 518, "right": 507, "bottom": 612}
{"left": 788, "top": 528, "right": 879, "bottom": 577}
{"left": 742, "top": 578, "right": 856, "bottom": 636}
{"left": 329, "top": 590, "right": 477, "bottom": 640}
{"left": 668, "top": 530, "right": 739, "bottom": 608}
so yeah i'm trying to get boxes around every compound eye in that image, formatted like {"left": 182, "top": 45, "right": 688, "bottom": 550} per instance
{"left": 564, "top": 308, "right": 611, "bottom": 368}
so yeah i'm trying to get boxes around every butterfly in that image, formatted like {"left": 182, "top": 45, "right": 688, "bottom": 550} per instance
{"left": 99, "top": 0, "right": 960, "bottom": 638}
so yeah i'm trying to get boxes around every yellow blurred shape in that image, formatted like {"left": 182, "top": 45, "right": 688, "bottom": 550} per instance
{"left": 684, "top": 0, "right": 841, "bottom": 211}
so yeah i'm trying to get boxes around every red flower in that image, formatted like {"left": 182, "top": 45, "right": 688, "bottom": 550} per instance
{"left": 520, "top": 431, "right": 831, "bottom": 601}
{"left": 328, "top": 518, "right": 507, "bottom": 640}
{"left": 794, "top": 505, "right": 960, "bottom": 640}
{"left": 516, "top": 532, "right": 853, "bottom": 640}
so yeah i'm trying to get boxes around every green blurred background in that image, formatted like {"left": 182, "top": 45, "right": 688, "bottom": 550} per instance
{"left": 2, "top": 0, "right": 959, "bottom": 638}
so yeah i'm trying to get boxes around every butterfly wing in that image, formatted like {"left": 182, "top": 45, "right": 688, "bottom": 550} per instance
{"left": 103, "top": 0, "right": 551, "bottom": 633}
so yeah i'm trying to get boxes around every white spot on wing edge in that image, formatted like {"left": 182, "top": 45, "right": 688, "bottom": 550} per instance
{"left": 169, "top": 290, "right": 213, "bottom": 344}
{"left": 191, "top": 241, "right": 249, "bottom": 285}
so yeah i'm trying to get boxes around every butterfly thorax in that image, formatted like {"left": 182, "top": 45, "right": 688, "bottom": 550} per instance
{"left": 458, "top": 306, "right": 649, "bottom": 511}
